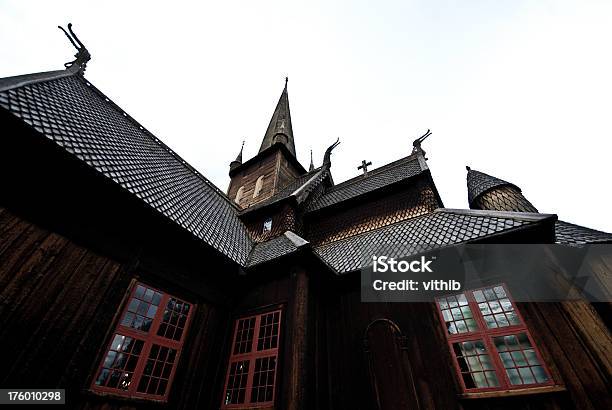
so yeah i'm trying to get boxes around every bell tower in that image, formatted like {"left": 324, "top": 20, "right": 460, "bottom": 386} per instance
{"left": 227, "top": 79, "right": 306, "bottom": 209}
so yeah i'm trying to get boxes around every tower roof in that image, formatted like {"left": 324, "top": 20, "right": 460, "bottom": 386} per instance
{"left": 259, "top": 78, "right": 296, "bottom": 156}
{"left": 466, "top": 166, "right": 519, "bottom": 205}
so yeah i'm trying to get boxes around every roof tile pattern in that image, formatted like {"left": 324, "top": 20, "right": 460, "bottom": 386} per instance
{"left": 471, "top": 185, "right": 538, "bottom": 213}
{"left": 555, "top": 220, "right": 612, "bottom": 244}
{"left": 0, "top": 74, "right": 252, "bottom": 264}
{"left": 307, "top": 155, "right": 424, "bottom": 212}
{"left": 247, "top": 232, "right": 305, "bottom": 267}
{"left": 467, "top": 168, "right": 516, "bottom": 205}
{"left": 315, "top": 209, "right": 546, "bottom": 273}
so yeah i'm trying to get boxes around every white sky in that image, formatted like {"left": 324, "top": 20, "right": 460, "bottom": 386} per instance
{"left": 1, "top": 0, "right": 611, "bottom": 232}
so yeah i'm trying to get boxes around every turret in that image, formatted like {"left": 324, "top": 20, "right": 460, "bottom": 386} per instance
{"left": 229, "top": 141, "right": 244, "bottom": 174}
{"left": 466, "top": 166, "right": 538, "bottom": 213}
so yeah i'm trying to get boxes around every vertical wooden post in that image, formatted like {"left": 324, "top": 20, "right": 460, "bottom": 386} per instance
{"left": 287, "top": 265, "right": 309, "bottom": 410}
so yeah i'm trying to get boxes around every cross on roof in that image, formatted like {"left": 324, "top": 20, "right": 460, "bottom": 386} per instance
{"left": 358, "top": 159, "right": 372, "bottom": 175}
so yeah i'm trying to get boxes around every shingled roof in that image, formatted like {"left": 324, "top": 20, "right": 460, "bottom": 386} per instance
{"left": 466, "top": 168, "right": 612, "bottom": 244}
{"left": 247, "top": 231, "right": 309, "bottom": 267}
{"left": 314, "top": 209, "right": 555, "bottom": 274}
{"left": 259, "top": 79, "right": 296, "bottom": 156}
{"left": 555, "top": 221, "right": 612, "bottom": 244}
{"left": 466, "top": 167, "right": 518, "bottom": 205}
{"left": 306, "top": 154, "right": 426, "bottom": 212}
{"left": 0, "top": 71, "right": 253, "bottom": 265}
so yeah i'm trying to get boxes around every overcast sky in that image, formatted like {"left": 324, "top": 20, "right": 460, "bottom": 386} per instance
{"left": 1, "top": 0, "right": 611, "bottom": 232}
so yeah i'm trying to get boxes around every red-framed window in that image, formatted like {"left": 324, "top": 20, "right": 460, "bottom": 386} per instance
{"left": 436, "top": 284, "right": 553, "bottom": 392}
{"left": 91, "top": 282, "right": 194, "bottom": 401}
{"left": 222, "top": 309, "right": 282, "bottom": 408}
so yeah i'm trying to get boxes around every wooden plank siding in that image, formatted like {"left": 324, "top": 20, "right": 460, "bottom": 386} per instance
{"left": 0, "top": 207, "right": 234, "bottom": 409}
{"left": 227, "top": 148, "right": 303, "bottom": 209}
{"left": 228, "top": 151, "right": 280, "bottom": 208}
{"left": 317, "top": 274, "right": 612, "bottom": 410}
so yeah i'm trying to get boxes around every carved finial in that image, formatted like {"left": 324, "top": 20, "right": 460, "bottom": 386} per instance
{"left": 58, "top": 23, "right": 91, "bottom": 72}
{"left": 323, "top": 138, "right": 341, "bottom": 166}
{"left": 412, "top": 129, "right": 432, "bottom": 159}
{"left": 285, "top": 76, "right": 288, "bottom": 89}
{"left": 309, "top": 149, "right": 314, "bottom": 172}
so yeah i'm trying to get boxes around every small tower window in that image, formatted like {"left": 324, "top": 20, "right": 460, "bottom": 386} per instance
{"left": 235, "top": 186, "right": 245, "bottom": 204}
{"left": 263, "top": 217, "right": 273, "bottom": 233}
{"left": 253, "top": 176, "right": 265, "bottom": 198}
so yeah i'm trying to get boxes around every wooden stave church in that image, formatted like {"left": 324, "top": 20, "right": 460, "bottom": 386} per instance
{"left": 0, "top": 29, "right": 611, "bottom": 410}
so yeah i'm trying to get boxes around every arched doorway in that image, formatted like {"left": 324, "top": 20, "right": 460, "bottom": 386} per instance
{"left": 363, "top": 319, "right": 420, "bottom": 409}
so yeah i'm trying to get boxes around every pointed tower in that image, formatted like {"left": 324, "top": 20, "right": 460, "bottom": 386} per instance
{"left": 227, "top": 79, "right": 306, "bottom": 208}
{"left": 229, "top": 141, "right": 244, "bottom": 172}
{"left": 259, "top": 77, "right": 296, "bottom": 156}
{"left": 309, "top": 149, "right": 314, "bottom": 172}
{"left": 466, "top": 167, "right": 538, "bottom": 213}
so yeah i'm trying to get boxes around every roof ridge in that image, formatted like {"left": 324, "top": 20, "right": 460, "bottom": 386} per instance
{"left": 0, "top": 65, "right": 80, "bottom": 93}
{"left": 73, "top": 76, "right": 242, "bottom": 212}
{"left": 438, "top": 208, "right": 556, "bottom": 222}
{"left": 326, "top": 154, "right": 419, "bottom": 192}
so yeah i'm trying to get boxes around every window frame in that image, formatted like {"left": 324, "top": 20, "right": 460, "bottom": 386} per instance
{"left": 436, "top": 284, "right": 554, "bottom": 393}
{"left": 90, "top": 281, "right": 195, "bottom": 402}
{"left": 221, "top": 308, "right": 283, "bottom": 409}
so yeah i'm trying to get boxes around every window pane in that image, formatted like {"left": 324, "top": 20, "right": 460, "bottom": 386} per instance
{"left": 224, "top": 360, "right": 250, "bottom": 405}
{"left": 157, "top": 297, "right": 191, "bottom": 341}
{"left": 474, "top": 285, "right": 520, "bottom": 329}
{"left": 233, "top": 317, "right": 256, "bottom": 355}
{"left": 120, "top": 284, "right": 163, "bottom": 333}
{"left": 493, "top": 333, "right": 550, "bottom": 386}
{"left": 137, "top": 344, "right": 178, "bottom": 396}
{"left": 452, "top": 340, "right": 499, "bottom": 389}
{"left": 95, "top": 334, "right": 144, "bottom": 391}
{"left": 437, "top": 294, "right": 478, "bottom": 335}
{"left": 251, "top": 356, "right": 277, "bottom": 403}
{"left": 257, "top": 311, "right": 281, "bottom": 351}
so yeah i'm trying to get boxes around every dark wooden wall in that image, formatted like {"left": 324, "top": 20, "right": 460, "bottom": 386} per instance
{"left": 0, "top": 206, "right": 239, "bottom": 409}
{"left": 316, "top": 273, "right": 612, "bottom": 410}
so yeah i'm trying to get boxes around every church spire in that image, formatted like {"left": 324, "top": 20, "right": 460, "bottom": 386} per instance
{"left": 259, "top": 77, "right": 296, "bottom": 156}
{"left": 309, "top": 149, "right": 314, "bottom": 171}
{"left": 229, "top": 140, "right": 244, "bottom": 173}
